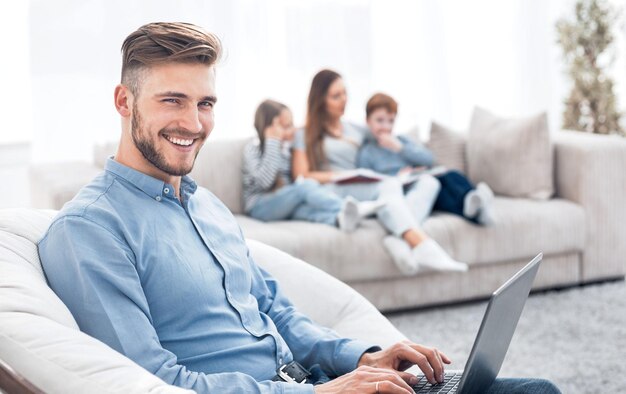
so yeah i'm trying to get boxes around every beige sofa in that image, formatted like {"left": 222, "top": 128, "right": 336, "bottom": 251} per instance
{"left": 0, "top": 208, "right": 405, "bottom": 393}
{"left": 30, "top": 130, "right": 626, "bottom": 311}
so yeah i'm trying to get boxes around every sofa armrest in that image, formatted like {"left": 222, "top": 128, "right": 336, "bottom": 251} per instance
{"left": 29, "top": 162, "right": 101, "bottom": 210}
{"left": 553, "top": 130, "right": 626, "bottom": 281}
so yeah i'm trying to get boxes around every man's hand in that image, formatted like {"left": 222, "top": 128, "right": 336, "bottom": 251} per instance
{"left": 314, "top": 365, "right": 417, "bottom": 394}
{"left": 358, "top": 341, "right": 451, "bottom": 385}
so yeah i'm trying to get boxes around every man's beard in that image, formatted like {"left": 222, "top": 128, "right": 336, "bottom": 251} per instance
{"left": 131, "top": 103, "right": 200, "bottom": 176}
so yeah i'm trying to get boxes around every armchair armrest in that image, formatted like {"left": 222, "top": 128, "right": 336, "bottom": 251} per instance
{"left": 553, "top": 130, "right": 626, "bottom": 281}
{"left": 247, "top": 239, "right": 407, "bottom": 349}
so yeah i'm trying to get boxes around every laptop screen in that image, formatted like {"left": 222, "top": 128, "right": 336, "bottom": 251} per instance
{"left": 457, "top": 254, "right": 542, "bottom": 394}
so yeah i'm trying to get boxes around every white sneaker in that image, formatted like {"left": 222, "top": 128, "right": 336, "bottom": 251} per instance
{"left": 412, "top": 239, "right": 468, "bottom": 272}
{"left": 475, "top": 182, "right": 496, "bottom": 226}
{"left": 383, "top": 236, "right": 419, "bottom": 275}
{"left": 463, "top": 190, "right": 481, "bottom": 218}
{"left": 337, "top": 198, "right": 360, "bottom": 232}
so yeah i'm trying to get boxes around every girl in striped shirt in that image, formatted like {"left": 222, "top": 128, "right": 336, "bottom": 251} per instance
{"left": 242, "top": 100, "right": 382, "bottom": 231}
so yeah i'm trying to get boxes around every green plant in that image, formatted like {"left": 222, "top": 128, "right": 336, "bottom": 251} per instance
{"left": 556, "top": 0, "right": 624, "bottom": 135}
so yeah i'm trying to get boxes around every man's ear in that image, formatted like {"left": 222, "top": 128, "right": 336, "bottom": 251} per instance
{"left": 114, "top": 84, "right": 132, "bottom": 117}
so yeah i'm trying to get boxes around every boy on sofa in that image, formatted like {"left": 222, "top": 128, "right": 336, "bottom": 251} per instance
{"left": 243, "top": 99, "right": 383, "bottom": 231}
{"left": 357, "top": 93, "right": 496, "bottom": 226}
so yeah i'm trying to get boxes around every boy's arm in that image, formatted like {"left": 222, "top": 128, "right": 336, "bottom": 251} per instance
{"left": 398, "top": 136, "right": 435, "bottom": 167}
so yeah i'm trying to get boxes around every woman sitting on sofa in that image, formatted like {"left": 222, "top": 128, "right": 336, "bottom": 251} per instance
{"left": 291, "top": 69, "right": 467, "bottom": 274}
{"left": 242, "top": 99, "right": 378, "bottom": 232}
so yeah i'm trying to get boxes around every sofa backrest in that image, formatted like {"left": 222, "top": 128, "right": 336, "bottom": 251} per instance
{"left": 190, "top": 137, "right": 251, "bottom": 214}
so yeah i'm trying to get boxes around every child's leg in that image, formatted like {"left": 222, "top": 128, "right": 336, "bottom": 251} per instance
{"left": 247, "top": 183, "right": 309, "bottom": 221}
{"left": 433, "top": 170, "right": 475, "bottom": 218}
{"left": 404, "top": 175, "right": 441, "bottom": 224}
{"left": 290, "top": 203, "right": 340, "bottom": 226}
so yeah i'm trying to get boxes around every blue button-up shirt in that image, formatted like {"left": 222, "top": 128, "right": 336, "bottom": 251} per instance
{"left": 38, "top": 158, "right": 374, "bottom": 393}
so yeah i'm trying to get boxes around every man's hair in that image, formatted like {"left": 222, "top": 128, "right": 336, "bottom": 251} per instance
{"left": 366, "top": 93, "right": 398, "bottom": 118}
{"left": 121, "top": 22, "right": 222, "bottom": 97}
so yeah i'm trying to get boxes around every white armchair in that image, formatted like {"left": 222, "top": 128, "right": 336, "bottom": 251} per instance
{"left": 0, "top": 208, "right": 405, "bottom": 393}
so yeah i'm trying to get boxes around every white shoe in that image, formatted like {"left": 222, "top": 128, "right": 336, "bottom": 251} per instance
{"left": 337, "top": 198, "right": 360, "bottom": 232}
{"left": 412, "top": 239, "right": 468, "bottom": 272}
{"left": 463, "top": 190, "right": 481, "bottom": 218}
{"left": 383, "top": 236, "right": 419, "bottom": 275}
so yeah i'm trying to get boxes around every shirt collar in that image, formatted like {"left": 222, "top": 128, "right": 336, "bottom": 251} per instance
{"left": 105, "top": 157, "right": 197, "bottom": 201}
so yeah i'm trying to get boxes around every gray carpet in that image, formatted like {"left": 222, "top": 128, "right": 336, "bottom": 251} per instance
{"left": 386, "top": 280, "right": 626, "bottom": 394}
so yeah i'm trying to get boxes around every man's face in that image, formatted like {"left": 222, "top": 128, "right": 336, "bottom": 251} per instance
{"left": 130, "top": 63, "right": 217, "bottom": 177}
{"left": 367, "top": 108, "right": 396, "bottom": 139}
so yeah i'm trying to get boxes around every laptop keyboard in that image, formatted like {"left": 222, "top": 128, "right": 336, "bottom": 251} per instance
{"left": 412, "top": 372, "right": 461, "bottom": 393}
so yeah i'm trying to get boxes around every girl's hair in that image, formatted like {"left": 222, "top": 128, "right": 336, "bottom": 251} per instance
{"left": 304, "top": 69, "right": 341, "bottom": 171}
{"left": 254, "top": 99, "right": 288, "bottom": 153}
{"left": 366, "top": 93, "right": 398, "bottom": 118}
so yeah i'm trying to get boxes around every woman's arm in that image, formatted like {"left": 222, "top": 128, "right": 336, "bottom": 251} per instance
{"left": 291, "top": 149, "right": 335, "bottom": 184}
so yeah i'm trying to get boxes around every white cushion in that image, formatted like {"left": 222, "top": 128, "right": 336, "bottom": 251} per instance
{"left": 466, "top": 107, "right": 554, "bottom": 199}
{"left": 426, "top": 121, "right": 467, "bottom": 173}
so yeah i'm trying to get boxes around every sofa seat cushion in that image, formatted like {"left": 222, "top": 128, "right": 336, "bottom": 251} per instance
{"left": 238, "top": 197, "right": 585, "bottom": 283}
{"left": 238, "top": 215, "right": 392, "bottom": 282}
{"left": 425, "top": 197, "right": 585, "bottom": 266}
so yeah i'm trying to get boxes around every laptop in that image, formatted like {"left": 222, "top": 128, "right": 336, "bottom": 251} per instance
{"left": 413, "top": 253, "right": 543, "bottom": 394}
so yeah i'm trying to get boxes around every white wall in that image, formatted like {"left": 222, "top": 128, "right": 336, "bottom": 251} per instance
{"left": 1, "top": 0, "right": 625, "bottom": 208}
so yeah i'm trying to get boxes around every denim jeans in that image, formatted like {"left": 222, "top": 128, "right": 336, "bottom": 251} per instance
{"left": 432, "top": 170, "right": 476, "bottom": 222}
{"left": 248, "top": 180, "right": 342, "bottom": 226}
{"left": 324, "top": 178, "right": 418, "bottom": 237}
{"left": 483, "top": 378, "right": 561, "bottom": 394}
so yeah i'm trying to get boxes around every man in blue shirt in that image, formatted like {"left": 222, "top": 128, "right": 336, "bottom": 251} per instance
{"left": 38, "top": 22, "right": 559, "bottom": 394}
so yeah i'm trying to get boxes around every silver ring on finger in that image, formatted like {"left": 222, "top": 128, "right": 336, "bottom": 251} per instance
{"left": 375, "top": 381, "right": 380, "bottom": 393}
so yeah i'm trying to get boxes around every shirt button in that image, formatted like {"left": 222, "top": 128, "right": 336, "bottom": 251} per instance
{"left": 155, "top": 196, "right": 162, "bottom": 202}
{"left": 164, "top": 187, "right": 170, "bottom": 194}
{"left": 279, "top": 358, "right": 283, "bottom": 365}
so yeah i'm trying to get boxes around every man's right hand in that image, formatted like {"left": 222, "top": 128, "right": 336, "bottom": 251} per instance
{"left": 314, "top": 365, "right": 417, "bottom": 394}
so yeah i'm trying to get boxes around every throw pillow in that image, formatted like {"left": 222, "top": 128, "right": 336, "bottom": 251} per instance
{"left": 467, "top": 107, "right": 553, "bottom": 199}
{"left": 427, "top": 121, "right": 467, "bottom": 173}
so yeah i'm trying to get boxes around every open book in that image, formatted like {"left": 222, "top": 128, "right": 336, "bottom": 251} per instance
{"left": 331, "top": 169, "right": 387, "bottom": 184}
{"left": 396, "top": 165, "right": 447, "bottom": 185}
{"left": 332, "top": 166, "right": 448, "bottom": 185}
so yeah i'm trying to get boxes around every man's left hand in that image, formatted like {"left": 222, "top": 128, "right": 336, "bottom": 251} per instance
{"left": 357, "top": 341, "right": 451, "bottom": 385}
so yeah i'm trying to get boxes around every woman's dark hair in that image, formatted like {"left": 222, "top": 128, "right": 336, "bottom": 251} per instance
{"left": 305, "top": 69, "right": 341, "bottom": 170}
{"left": 254, "top": 99, "right": 287, "bottom": 153}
